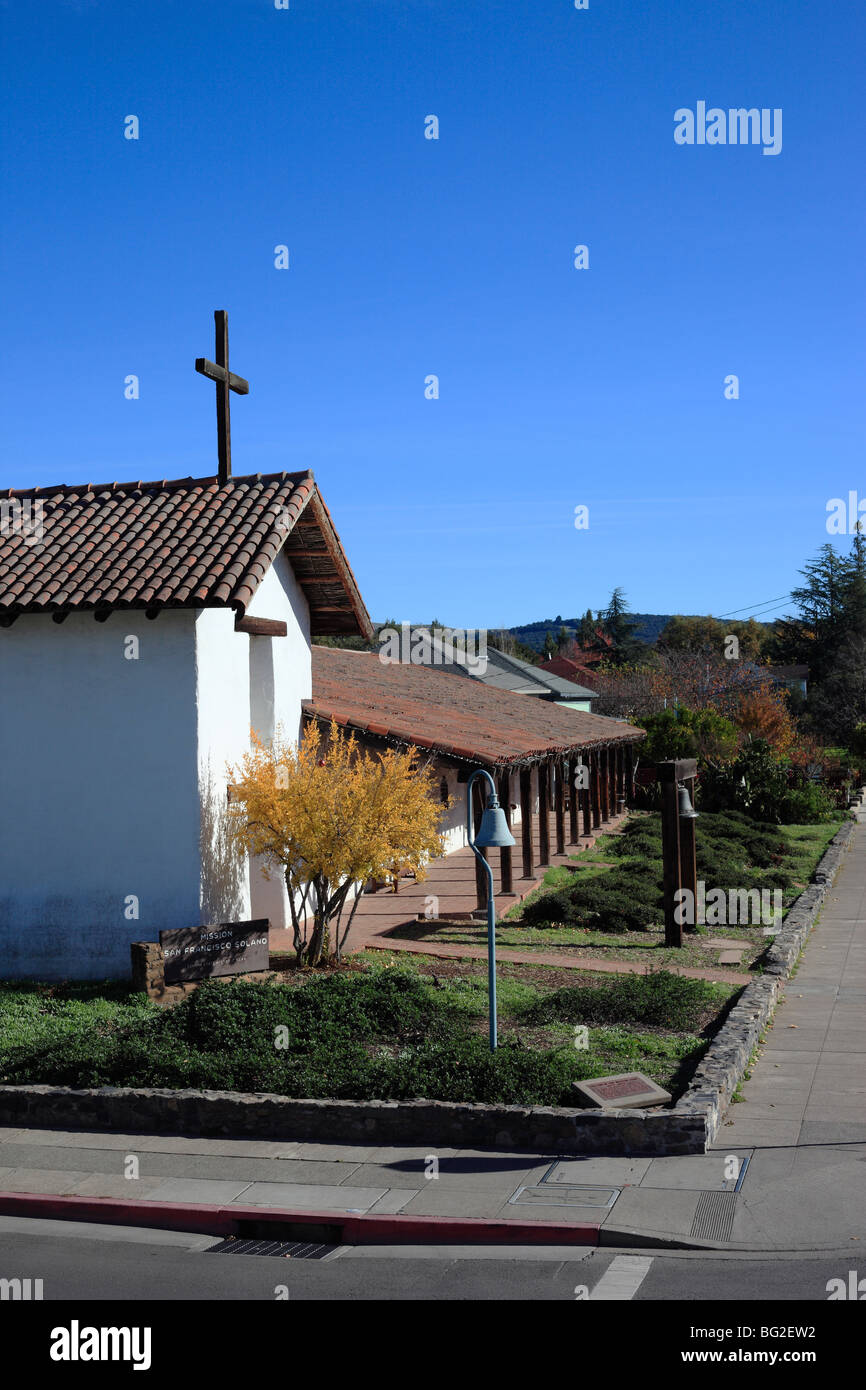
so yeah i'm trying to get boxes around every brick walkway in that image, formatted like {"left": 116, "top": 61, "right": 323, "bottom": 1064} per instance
{"left": 268, "top": 809, "right": 751, "bottom": 985}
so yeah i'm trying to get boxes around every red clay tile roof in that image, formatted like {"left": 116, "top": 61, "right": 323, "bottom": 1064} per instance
{"left": 539, "top": 656, "right": 600, "bottom": 690}
{"left": 307, "top": 646, "right": 644, "bottom": 767}
{"left": 0, "top": 470, "right": 372, "bottom": 637}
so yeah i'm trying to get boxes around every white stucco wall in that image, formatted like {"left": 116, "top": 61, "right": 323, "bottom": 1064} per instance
{"left": 0, "top": 610, "right": 200, "bottom": 980}
{"left": 195, "top": 550, "right": 312, "bottom": 939}
{"left": 433, "top": 765, "right": 526, "bottom": 856}
{"left": 0, "top": 546, "right": 313, "bottom": 981}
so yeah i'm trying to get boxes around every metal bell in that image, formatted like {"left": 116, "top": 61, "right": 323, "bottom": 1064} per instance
{"left": 475, "top": 795, "right": 516, "bottom": 848}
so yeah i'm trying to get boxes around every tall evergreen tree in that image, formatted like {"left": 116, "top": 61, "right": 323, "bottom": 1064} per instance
{"left": 578, "top": 608, "right": 597, "bottom": 646}
{"left": 601, "top": 587, "right": 640, "bottom": 665}
{"left": 772, "top": 543, "right": 852, "bottom": 682}
{"left": 845, "top": 525, "right": 866, "bottom": 642}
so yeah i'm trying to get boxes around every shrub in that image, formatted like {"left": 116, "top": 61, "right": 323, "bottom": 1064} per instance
{"left": 699, "top": 740, "right": 790, "bottom": 823}
{"left": 776, "top": 784, "right": 837, "bottom": 825}
{"left": 519, "top": 971, "right": 719, "bottom": 1032}
{"left": 521, "top": 868, "right": 663, "bottom": 932}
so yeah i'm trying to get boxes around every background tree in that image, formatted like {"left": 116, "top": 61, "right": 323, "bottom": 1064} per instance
{"left": 577, "top": 609, "right": 597, "bottom": 646}
{"left": 731, "top": 686, "right": 796, "bottom": 756}
{"left": 769, "top": 543, "right": 852, "bottom": 682}
{"left": 805, "top": 633, "right": 866, "bottom": 744}
{"left": 600, "top": 587, "right": 644, "bottom": 665}
{"left": 658, "top": 614, "right": 768, "bottom": 661}
{"left": 228, "top": 720, "right": 446, "bottom": 967}
{"left": 635, "top": 706, "right": 739, "bottom": 765}
{"left": 491, "top": 629, "right": 541, "bottom": 663}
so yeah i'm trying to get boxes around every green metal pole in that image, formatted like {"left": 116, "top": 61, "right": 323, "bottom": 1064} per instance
{"left": 467, "top": 769, "right": 498, "bottom": 1051}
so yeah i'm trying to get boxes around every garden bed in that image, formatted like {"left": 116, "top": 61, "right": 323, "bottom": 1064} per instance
{"left": 0, "top": 961, "right": 736, "bottom": 1108}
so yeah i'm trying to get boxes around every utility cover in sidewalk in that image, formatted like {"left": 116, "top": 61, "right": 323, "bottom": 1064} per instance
{"left": 510, "top": 1185, "right": 620, "bottom": 1208}
{"left": 572, "top": 1071, "right": 672, "bottom": 1109}
{"left": 641, "top": 1151, "right": 751, "bottom": 1192}
{"left": 544, "top": 1158, "right": 651, "bottom": 1186}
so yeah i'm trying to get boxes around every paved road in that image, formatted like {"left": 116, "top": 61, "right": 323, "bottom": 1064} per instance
{"left": 0, "top": 1216, "right": 859, "bottom": 1302}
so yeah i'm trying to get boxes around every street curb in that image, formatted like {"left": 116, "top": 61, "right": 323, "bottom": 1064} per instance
{"left": 0, "top": 1190, "right": 600, "bottom": 1247}
{"left": 4, "top": 1189, "right": 842, "bottom": 1255}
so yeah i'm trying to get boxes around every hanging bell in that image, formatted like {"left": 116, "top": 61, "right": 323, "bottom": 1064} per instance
{"left": 677, "top": 782, "right": 699, "bottom": 820}
{"left": 475, "top": 794, "right": 516, "bottom": 848}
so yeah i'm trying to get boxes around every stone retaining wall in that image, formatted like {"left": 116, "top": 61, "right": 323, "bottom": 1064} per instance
{"left": 0, "top": 819, "right": 855, "bottom": 1156}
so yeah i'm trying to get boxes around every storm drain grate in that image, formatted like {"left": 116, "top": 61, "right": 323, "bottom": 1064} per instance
{"left": 690, "top": 1191, "right": 737, "bottom": 1242}
{"left": 207, "top": 1237, "right": 335, "bottom": 1259}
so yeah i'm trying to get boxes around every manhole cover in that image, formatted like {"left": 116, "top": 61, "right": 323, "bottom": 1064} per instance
{"left": 510, "top": 1185, "right": 620, "bottom": 1208}
{"left": 207, "top": 1237, "right": 335, "bottom": 1259}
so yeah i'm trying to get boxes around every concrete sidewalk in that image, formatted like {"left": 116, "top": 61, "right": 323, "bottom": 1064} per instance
{"left": 0, "top": 1125, "right": 752, "bottom": 1245}
{"left": 2, "top": 820, "right": 863, "bottom": 1254}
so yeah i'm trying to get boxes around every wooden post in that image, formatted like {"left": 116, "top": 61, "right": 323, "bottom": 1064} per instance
{"left": 519, "top": 768, "right": 534, "bottom": 878}
{"left": 537, "top": 763, "right": 550, "bottom": 866}
{"left": 471, "top": 776, "right": 488, "bottom": 912}
{"left": 554, "top": 760, "right": 566, "bottom": 856}
{"left": 568, "top": 758, "right": 579, "bottom": 844}
{"left": 498, "top": 770, "right": 514, "bottom": 894}
{"left": 600, "top": 747, "right": 610, "bottom": 822}
{"left": 591, "top": 750, "right": 601, "bottom": 829}
{"left": 582, "top": 752, "right": 592, "bottom": 839}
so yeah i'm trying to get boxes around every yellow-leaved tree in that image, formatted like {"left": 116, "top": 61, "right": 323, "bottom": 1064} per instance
{"left": 227, "top": 719, "right": 447, "bottom": 967}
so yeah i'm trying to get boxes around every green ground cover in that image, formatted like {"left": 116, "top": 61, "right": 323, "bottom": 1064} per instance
{"left": 0, "top": 960, "right": 736, "bottom": 1106}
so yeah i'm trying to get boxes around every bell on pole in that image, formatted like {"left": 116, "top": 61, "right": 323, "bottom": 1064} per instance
{"left": 677, "top": 782, "right": 699, "bottom": 820}
{"left": 475, "top": 793, "right": 516, "bottom": 848}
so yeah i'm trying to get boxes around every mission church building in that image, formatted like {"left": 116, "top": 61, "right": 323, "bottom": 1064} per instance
{"left": 0, "top": 312, "right": 644, "bottom": 981}
{"left": 0, "top": 468, "right": 372, "bottom": 979}
{"left": 0, "top": 312, "right": 372, "bottom": 979}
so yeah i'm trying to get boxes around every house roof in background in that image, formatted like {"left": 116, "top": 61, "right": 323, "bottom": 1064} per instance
{"left": 307, "top": 646, "right": 644, "bottom": 767}
{"left": 415, "top": 638, "right": 597, "bottom": 700}
{"left": 766, "top": 665, "right": 809, "bottom": 680}
{"left": 539, "top": 655, "right": 601, "bottom": 690}
{"left": 490, "top": 648, "right": 596, "bottom": 699}
{"left": 0, "top": 470, "right": 372, "bottom": 637}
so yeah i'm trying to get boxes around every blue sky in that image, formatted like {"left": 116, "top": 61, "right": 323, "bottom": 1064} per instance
{"left": 1, "top": 0, "right": 863, "bottom": 630}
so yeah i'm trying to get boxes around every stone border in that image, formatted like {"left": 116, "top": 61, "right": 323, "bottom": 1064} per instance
{"left": 0, "top": 819, "right": 856, "bottom": 1157}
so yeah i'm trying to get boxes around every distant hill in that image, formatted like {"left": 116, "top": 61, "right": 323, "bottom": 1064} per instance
{"left": 506, "top": 613, "right": 673, "bottom": 653}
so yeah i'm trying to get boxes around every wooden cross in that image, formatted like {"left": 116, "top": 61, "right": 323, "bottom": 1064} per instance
{"left": 195, "top": 310, "right": 249, "bottom": 483}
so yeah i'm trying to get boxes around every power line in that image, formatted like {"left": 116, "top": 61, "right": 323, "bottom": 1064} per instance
{"left": 714, "top": 594, "right": 792, "bottom": 620}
